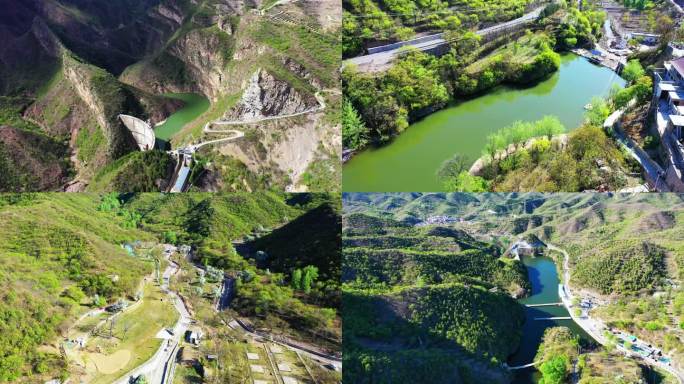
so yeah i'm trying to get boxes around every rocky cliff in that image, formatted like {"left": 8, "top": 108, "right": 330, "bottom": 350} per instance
{"left": 226, "top": 69, "right": 320, "bottom": 120}
{"left": 0, "top": 0, "right": 341, "bottom": 191}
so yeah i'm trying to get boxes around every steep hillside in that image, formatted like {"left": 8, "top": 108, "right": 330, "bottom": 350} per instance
{"left": 343, "top": 284, "right": 524, "bottom": 384}
{"left": 342, "top": 206, "right": 529, "bottom": 384}
{"left": 0, "top": 194, "right": 155, "bottom": 382}
{"left": 0, "top": 0, "right": 341, "bottom": 191}
{"left": 250, "top": 198, "right": 341, "bottom": 281}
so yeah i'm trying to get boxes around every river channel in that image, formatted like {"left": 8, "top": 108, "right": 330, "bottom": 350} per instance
{"left": 510, "top": 255, "right": 594, "bottom": 383}
{"left": 343, "top": 54, "right": 626, "bottom": 192}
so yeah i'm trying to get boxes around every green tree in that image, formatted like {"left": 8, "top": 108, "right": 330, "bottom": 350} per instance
{"left": 539, "top": 355, "right": 568, "bottom": 384}
{"left": 437, "top": 154, "right": 470, "bottom": 182}
{"left": 343, "top": 99, "right": 369, "bottom": 150}
{"left": 621, "top": 60, "right": 645, "bottom": 83}
{"left": 291, "top": 269, "right": 302, "bottom": 290}
{"left": 163, "top": 231, "right": 177, "bottom": 244}
{"left": 64, "top": 286, "right": 85, "bottom": 303}
{"left": 444, "top": 171, "right": 489, "bottom": 192}
{"left": 585, "top": 97, "right": 611, "bottom": 126}
{"left": 302, "top": 265, "right": 319, "bottom": 293}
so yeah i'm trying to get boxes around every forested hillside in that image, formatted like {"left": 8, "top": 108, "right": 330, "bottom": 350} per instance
{"left": 342, "top": 206, "right": 528, "bottom": 383}
{"left": 342, "top": 192, "right": 684, "bottom": 382}
{"left": 0, "top": 192, "right": 341, "bottom": 382}
{"left": 0, "top": 194, "right": 155, "bottom": 381}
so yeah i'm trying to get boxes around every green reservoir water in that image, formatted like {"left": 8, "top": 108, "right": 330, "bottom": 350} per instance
{"left": 510, "top": 255, "right": 594, "bottom": 383}
{"left": 343, "top": 54, "right": 626, "bottom": 192}
{"left": 154, "top": 93, "right": 209, "bottom": 142}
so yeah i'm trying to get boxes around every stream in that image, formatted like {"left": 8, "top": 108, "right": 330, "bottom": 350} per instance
{"left": 343, "top": 54, "right": 626, "bottom": 192}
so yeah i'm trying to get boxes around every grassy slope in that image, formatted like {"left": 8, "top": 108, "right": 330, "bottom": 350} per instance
{"left": 0, "top": 194, "right": 154, "bottom": 382}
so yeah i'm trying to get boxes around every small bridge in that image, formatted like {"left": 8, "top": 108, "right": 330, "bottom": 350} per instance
{"left": 525, "top": 302, "right": 563, "bottom": 307}
{"left": 508, "top": 361, "right": 541, "bottom": 370}
{"left": 534, "top": 316, "right": 572, "bottom": 321}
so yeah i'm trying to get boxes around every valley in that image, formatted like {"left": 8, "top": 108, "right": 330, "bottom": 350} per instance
{"left": 0, "top": 192, "right": 341, "bottom": 384}
{"left": 342, "top": 192, "right": 684, "bottom": 383}
{"left": 0, "top": 0, "right": 341, "bottom": 193}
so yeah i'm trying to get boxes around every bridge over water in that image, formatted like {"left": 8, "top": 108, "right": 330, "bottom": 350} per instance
{"left": 525, "top": 302, "right": 563, "bottom": 307}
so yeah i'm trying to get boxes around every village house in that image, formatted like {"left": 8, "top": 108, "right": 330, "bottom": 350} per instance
{"left": 654, "top": 57, "right": 684, "bottom": 140}
{"left": 652, "top": 57, "right": 684, "bottom": 188}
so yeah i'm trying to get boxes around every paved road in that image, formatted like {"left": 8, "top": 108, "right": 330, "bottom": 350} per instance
{"left": 548, "top": 243, "right": 684, "bottom": 383}
{"left": 344, "top": 4, "right": 548, "bottom": 72}
{"left": 114, "top": 252, "right": 191, "bottom": 384}
{"left": 166, "top": 91, "right": 325, "bottom": 193}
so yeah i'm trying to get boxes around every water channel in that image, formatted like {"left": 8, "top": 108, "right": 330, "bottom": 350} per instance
{"left": 510, "top": 255, "right": 594, "bottom": 383}
{"left": 343, "top": 54, "right": 626, "bottom": 192}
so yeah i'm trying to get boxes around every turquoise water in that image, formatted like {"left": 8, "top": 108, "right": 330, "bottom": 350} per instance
{"left": 343, "top": 54, "right": 626, "bottom": 192}
{"left": 510, "top": 255, "right": 594, "bottom": 383}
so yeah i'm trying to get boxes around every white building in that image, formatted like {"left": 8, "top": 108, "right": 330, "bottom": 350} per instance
{"left": 654, "top": 57, "right": 684, "bottom": 140}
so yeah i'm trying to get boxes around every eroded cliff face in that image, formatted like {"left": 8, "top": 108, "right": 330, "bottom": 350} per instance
{"left": 120, "top": 23, "right": 233, "bottom": 100}
{"left": 227, "top": 69, "right": 320, "bottom": 120}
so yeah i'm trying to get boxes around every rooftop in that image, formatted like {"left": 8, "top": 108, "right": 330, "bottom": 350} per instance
{"left": 671, "top": 57, "right": 684, "bottom": 78}
{"left": 670, "top": 115, "right": 684, "bottom": 126}
{"left": 669, "top": 89, "right": 684, "bottom": 101}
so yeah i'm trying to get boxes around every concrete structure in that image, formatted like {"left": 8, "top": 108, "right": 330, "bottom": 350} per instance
{"left": 652, "top": 58, "right": 684, "bottom": 191}
{"left": 185, "top": 328, "right": 203, "bottom": 345}
{"left": 629, "top": 32, "right": 660, "bottom": 45}
{"left": 118, "top": 115, "right": 155, "bottom": 151}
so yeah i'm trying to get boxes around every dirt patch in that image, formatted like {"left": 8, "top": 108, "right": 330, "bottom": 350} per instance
{"left": 620, "top": 102, "right": 652, "bottom": 145}
{"left": 87, "top": 349, "right": 131, "bottom": 374}
{"left": 635, "top": 210, "right": 676, "bottom": 232}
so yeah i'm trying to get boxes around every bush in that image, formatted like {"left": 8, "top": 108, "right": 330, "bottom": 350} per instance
{"left": 644, "top": 135, "right": 659, "bottom": 150}
{"left": 622, "top": 59, "right": 645, "bottom": 83}
{"left": 443, "top": 171, "right": 489, "bottom": 192}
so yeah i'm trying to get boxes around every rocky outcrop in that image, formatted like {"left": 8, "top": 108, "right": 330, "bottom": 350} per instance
{"left": 227, "top": 69, "right": 319, "bottom": 120}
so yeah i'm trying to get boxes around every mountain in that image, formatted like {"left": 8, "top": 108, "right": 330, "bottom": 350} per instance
{"left": 0, "top": 192, "right": 341, "bottom": 382}
{"left": 248, "top": 195, "right": 341, "bottom": 279}
{"left": 0, "top": 0, "right": 341, "bottom": 192}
